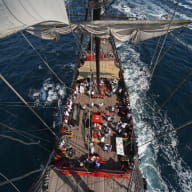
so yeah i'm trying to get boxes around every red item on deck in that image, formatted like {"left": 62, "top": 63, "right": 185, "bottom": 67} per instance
{"left": 92, "top": 112, "right": 102, "bottom": 123}
{"left": 91, "top": 94, "right": 104, "bottom": 99}
{"left": 86, "top": 54, "right": 94, "bottom": 61}
{"left": 93, "top": 125, "right": 100, "bottom": 129}
{"left": 96, "top": 156, "right": 106, "bottom": 164}
{"left": 92, "top": 133, "right": 99, "bottom": 138}
{"left": 60, "top": 127, "right": 65, "bottom": 133}
{"left": 59, "top": 167, "right": 131, "bottom": 178}
{"left": 99, "top": 54, "right": 104, "bottom": 60}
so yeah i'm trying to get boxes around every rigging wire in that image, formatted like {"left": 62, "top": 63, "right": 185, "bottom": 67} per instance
{"left": 150, "top": 35, "right": 162, "bottom": 68}
{"left": 0, "top": 103, "right": 57, "bottom": 109}
{"left": 150, "top": 1, "right": 179, "bottom": 78}
{"left": 30, "top": 150, "right": 54, "bottom": 191}
{"left": 0, "top": 169, "right": 43, "bottom": 187}
{"left": 159, "top": 69, "right": 192, "bottom": 110}
{"left": 0, "top": 129, "right": 51, "bottom": 152}
{"left": 138, "top": 119, "right": 192, "bottom": 148}
{"left": 0, "top": 172, "right": 21, "bottom": 192}
{"left": 0, "top": 107, "right": 50, "bottom": 133}
{"left": 67, "top": 2, "right": 86, "bottom": 57}
{"left": 150, "top": 29, "right": 188, "bottom": 111}
{"left": 0, "top": 74, "right": 58, "bottom": 139}
{"left": 0, "top": 108, "right": 52, "bottom": 152}
{"left": 0, "top": 134, "right": 40, "bottom": 145}
{"left": 20, "top": 32, "right": 64, "bottom": 85}
{"left": 0, "top": 122, "right": 50, "bottom": 143}
{"left": 156, "top": 29, "right": 185, "bottom": 65}
{"left": 150, "top": 29, "right": 185, "bottom": 71}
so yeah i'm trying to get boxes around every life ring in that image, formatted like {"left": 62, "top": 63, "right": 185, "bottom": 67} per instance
{"left": 113, "top": 79, "right": 118, "bottom": 83}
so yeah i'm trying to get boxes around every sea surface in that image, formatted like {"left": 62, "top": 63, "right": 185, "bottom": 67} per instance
{"left": 0, "top": 0, "right": 192, "bottom": 191}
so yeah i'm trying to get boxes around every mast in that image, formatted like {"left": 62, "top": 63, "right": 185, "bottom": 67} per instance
{"left": 89, "top": 0, "right": 102, "bottom": 94}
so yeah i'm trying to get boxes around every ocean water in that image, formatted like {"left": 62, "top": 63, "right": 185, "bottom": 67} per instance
{"left": 0, "top": 0, "right": 192, "bottom": 191}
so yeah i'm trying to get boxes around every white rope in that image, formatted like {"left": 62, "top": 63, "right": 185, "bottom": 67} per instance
{"left": 150, "top": 1, "right": 179, "bottom": 77}
{"left": 150, "top": 35, "right": 162, "bottom": 67}
{"left": 0, "top": 134, "right": 40, "bottom": 145}
{"left": 0, "top": 122, "right": 50, "bottom": 143}
{"left": 0, "top": 173, "right": 21, "bottom": 192}
{"left": 0, "top": 169, "right": 43, "bottom": 187}
{"left": 20, "top": 32, "right": 64, "bottom": 84}
{"left": 0, "top": 74, "right": 58, "bottom": 139}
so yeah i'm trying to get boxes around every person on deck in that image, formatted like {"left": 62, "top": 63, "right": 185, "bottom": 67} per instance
{"left": 103, "top": 144, "right": 112, "bottom": 152}
{"left": 99, "top": 102, "right": 104, "bottom": 108}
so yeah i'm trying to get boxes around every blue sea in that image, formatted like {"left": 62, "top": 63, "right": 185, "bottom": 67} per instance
{"left": 0, "top": 0, "right": 192, "bottom": 191}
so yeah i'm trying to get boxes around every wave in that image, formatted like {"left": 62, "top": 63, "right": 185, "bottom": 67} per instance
{"left": 112, "top": 0, "right": 192, "bottom": 30}
{"left": 175, "top": 37, "right": 192, "bottom": 51}
{"left": 169, "top": 0, "right": 192, "bottom": 10}
{"left": 117, "top": 43, "right": 169, "bottom": 192}
{"left": 118, "top": 41, "right": 192, "bottom": 191}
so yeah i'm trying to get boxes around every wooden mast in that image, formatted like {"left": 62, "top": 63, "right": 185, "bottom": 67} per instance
{"left": 90, "top": 0, "right": 101, "bottom": 94}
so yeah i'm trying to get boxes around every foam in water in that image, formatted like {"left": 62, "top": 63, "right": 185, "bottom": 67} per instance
{"left": 113, "top": 1, "right": 192, "bottom": 190}
{"left": 120, "top": 43, "right": 192, "bottom": 191}
{"left": 29, "top": 78, "right": 67, "bottom": 106}
{"left": 169, "top": 0, "right": 192, "bottom": 10}
{"left": 118, "top": 43, "right": 169, "bottom": 191}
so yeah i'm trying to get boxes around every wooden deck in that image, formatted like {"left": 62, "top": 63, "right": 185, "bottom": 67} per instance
{"left": 67, "top": 93, "right": 121, "bottom": 168}
{"left": 47, "top": 79, "right": 134, "bottom": 191}
{"left": 48, "top": 168, "right": 130, "bottom": 192}
{"left": 45, "top": 39, "right": 145, "bottom": 192}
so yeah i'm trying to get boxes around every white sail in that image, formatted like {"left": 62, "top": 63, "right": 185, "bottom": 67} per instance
{"left": 0, "top": 0, "right": 191, "bottom": 43}
{"left": 25, "top": 20, "right": 191, "bottom": 42}
{"left": 0, "top": 0, "right": 69, "bottom": 39}
{"left": 75, "top": 20, "right": 191, "bottom": 42}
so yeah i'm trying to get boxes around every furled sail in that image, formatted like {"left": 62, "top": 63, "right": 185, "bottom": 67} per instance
{"left": 26, "top": 20, "right": 191, "bottom": 43}
{"left": 76, "top": 20, "right": 191, "bottom": 42}
{"left": 0, "top": 0, "right": 191, "bottom": 43}
{"left": 0, "top": 0, "right": 69, "bottom": 39}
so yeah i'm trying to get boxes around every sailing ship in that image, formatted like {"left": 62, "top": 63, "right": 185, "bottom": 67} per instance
{"left": 0, "top": 0, "right": 191, "bottom": 191}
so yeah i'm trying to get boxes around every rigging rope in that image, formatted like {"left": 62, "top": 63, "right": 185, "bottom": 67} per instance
{"left": 150, "top": 29, "right": 184, "bottom": 72}
{"left": 0, "top": 132, "right": 50, "bottom": 152}
{"left": 157, "top": 29, "right": 185, "bottom": 65}
{"left": 159, "top": 69, "right": 192, "bottom": 110}
{"left": 150, "top": 35, "right": 162, "bottom": 67}
{"left": 0, "top": 134, "right": 40, "bottom": 145}
{"left": 138, "top": 119, "right": 192, "bottom": 148}
{"left": 0, "top": 103, "right": 57, "bottom": 109}
{"left": 0, "top": 152, "right": 53, "bottom": 189}
{"left": 0, "top": 109, "right": 53, "bottom": 152}
{"left": 0, "top": 74, "right": 58, "bottom": 139}
{"left": 0, "top": 173, "right": 21, "bottom": 192}
{"left": 30, "top": 150, "right": 55, "bottom": 191}
{"left": 0, "top": 107, "right": 50, "bottom": 133}
{"left": 20, "top": 32, "right": 64, "bottom": 85}
{"left": 0, "top": 122, "right": 50, "bottom": 143}
{"left": 150, "top": 1, "right": 179, "bottom": 77}
{"left": 0, "top": 169, "right": 43, "bottom": 187}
